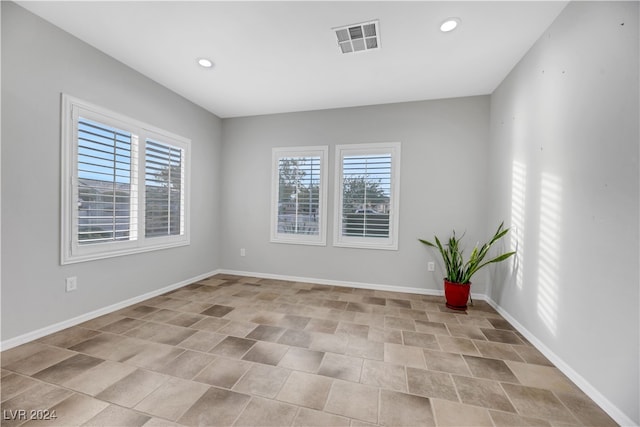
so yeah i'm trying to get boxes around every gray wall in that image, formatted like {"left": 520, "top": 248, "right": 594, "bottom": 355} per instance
{"left": 1, "top": 2, "right": 223, "bottom": 340}
{"left": 487, "top": 2, "right": 639, "bottom": 423}
{"left": 220, "top": 97, "right": 492, "bottom": 293}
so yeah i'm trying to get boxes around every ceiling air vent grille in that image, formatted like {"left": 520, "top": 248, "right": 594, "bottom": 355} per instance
{"left": 334, "top": 20, "right": 379, "bottom": 54}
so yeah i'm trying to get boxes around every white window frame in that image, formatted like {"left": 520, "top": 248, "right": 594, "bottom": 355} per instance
{"left": 333, "top": 142, "right": 401, "bottom": 250}
{"left": 270, "top": 146, "right": 328, "bottom": 246}
{"left": 61, "top": 94, "right": 191, "bottom": 264}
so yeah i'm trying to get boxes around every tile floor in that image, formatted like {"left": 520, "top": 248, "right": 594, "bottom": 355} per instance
{"left": 1, "top": 274, "right": 617, "bottom": 426}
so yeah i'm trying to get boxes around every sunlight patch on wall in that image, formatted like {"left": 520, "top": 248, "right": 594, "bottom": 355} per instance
{"left": 537, "top": 172, "right": 562, "bottom": 336}
{"left": 511, "top": 160, "right": 527, "bottom": 289}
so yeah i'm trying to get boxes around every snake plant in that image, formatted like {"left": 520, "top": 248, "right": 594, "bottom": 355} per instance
{"left": 419, "top": 222, "right": 516, "bottom": 284}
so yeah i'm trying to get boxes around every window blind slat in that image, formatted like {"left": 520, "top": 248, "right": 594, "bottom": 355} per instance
{"left": 77, "top": 117, "right": 135, "bottom": 245}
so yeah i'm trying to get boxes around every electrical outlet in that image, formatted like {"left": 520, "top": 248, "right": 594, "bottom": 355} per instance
{"left": 240, "top": 248, "right": 246, "bottom": 257}
{"left": 65, "top": 276, "right": 77, "bottom": 292}
{"left": 427, "top": 262, "right": 435, "bottom": 272}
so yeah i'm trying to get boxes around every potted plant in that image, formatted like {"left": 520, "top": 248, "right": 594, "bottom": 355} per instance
{"left": 419, "top": 222, "right": 516, "bottom": 311}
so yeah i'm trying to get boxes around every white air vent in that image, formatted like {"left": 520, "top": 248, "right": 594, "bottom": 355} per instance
{"left": 333, "top": 20, "right": 379, "bottom": 54}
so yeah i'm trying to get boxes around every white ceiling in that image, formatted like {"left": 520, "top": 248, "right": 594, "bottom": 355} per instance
{"left": 17, "top": 1, "right": 568, "bottom": 118}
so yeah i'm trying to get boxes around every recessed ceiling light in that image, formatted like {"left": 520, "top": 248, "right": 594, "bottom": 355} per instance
{"left": 197, "top": 58, "right": 214, "bottom": 68}
{"left": 440, "top": 18, "right": 460, "bottom": 33}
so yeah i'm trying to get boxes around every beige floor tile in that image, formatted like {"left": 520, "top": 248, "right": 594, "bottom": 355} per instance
{"left": 37, "top": 327, "right": 101, "bottom": 349}
{"left": 194, "top": 357, "right": 251, "bottom": 388}
{"left": 305, "top": 318, "right": 339, "bottom": 334}
{"left": 512, "top": 344, "right": 554, "bottom": 366}
{"left": 432, "top": 398, "right": 493, "bottom": 426}
{"left": 157, "top": 350, "right": 215, "bottom": 379}
{"left": 309, "top": 332, "right": 348, "bottom": 354}
{"left": 506, "top": 360, "right": 578, "bottom": 393}
{"left": 68, "top": 333, "right": 138, "bottom": 361}
{"left": 292, "top": 407, "right": 350, "bottom": 427}
{"left": 20, "top": 393, "right": 107, "bottom": 427}
{"left": 31, "top": 352, "right": 102, "bottom": 384}
{"left": 1, "top": 373, "right": 39, "bottom": 402}
{"left": 384, "top": 316, "right": 416, "bottom": 331}
{"left": 0, "top": 274, "right": 615, "bottom": 427}
{"left": 63, "top": 360, "right": 137, "bottom": 396}
{"left": 125, "top": 322, "right": 196, "bottom": 346}
{"left": 96, "top": 369, "right": 167, "bottom": 407}
{"left": 446, "top": 324, "right": 488, "bottom": 340}
{"left": 233, "top": 364, "right": 291, "bottom": 398}
{"left": 360, "top": 359, "right": 407, "bottom": 392}
{"left": 242, "top": 341, "right": 289, "bottom": 365}
{"left": 463, "top": 355, "right": 519, "bottom": 382}
{"left": 427, "top": 312, "right": 461, "bottom": 325}
{"left": 275, "top": 314, "right": 312, "bottom": 330}
{"left": 246, "top": 324, "right": 286, "bottom": 342}
{"left": 324, "top": 380, "right": 379, "bottom": 423}
{"left": 345, "top": 336, "right": 384, "bottom": 360}
{"left": 480, "top": 328, "right": 525, "bottom": 344}
{"left": 1, "top": 342, "right": 51, "bottom": 367}
{"left": 82, "top": 405, "right": 151, "bottom": 426}
{"left": 414, "top": 320, "right": 451, "bottom": 336}
{"left": 200, "top": 304, "right": 235, "bottom": 317}
{"left": 406, "top": 367, "right": 457, "bottom": 401}
{"left": 124, "top": 343, "right": 185, "bottom": 370}
{"left": 210, "top": 336, "right": 256, "bottom": 358}
{"left": 1, "top": 383, "right": 72, "bottom": 427}
{"left": 489, "top": 410, "right": 551, "bottom": 426}
{"left": 176, "top": 330, "right": 225, "bottom": 352}
{"left": 423, "top": 349, "right": 472, "bottom": 376}
{"left": 379, "top": 389, "right": 435, "bottom": 426}
{"left": 452, "top": 374, "right": 516, "bottom": 412}
{"left": 164, "top": 312, "right": 205, "bottom": 327}
{"left": 277, "top": 329, "right": 313, "bottom": 348}
{"left": 402, "top": 331, "right": 440, "bottom": 350}
{"left": 501, "top": 383, "right": 580, "bottom": 423}
{"left": 99, "top": 317, "right": 146, "bottom": 334}
{"left": 436, "top": 336, "right": 480, "bottom": 356}
{"left": 384, "top": 343, "right": 425, "bottom": 368}
{"left": 278, "top": 347, "right": 325, "bottom": 373}
{"left": 190, "top": 316, "right": 231, "bottom": 332}
{"left": 317, "top": 353, "right": 363, "bottom": 382}
{"left": 177, "top": 386, "right": 251, "bottom": 426}
{"left": 79, "top": 313, "right": 127, "bottom": 330}
{"left": 4, "top": 346, "right": 76, "bottom": 376}
{"left": 134, "top": 377, "right": 209, "bottom": 421}
{"left": 233, "top": 396, "right": 298, "bottom": 426}
{"left": 473, "top": 340, "right": 525, "bottom": 362}
{"left": 555, "top": 390, "right": 619, "bottom": 427}
{"left": 276, "top": 371, "right": 333, "bottom": 410}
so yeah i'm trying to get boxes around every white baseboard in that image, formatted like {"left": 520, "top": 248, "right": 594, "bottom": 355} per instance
{"left": 218, "top": 268, "right": 448, "bottom": 297}
{"left": 0, "top": 269, "right": 221, "bottom": 351}
{"left": 484, "top": 297, "right": 637, "bottom": 427}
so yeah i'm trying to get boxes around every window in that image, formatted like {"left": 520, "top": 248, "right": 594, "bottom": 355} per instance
{"left": 271, "top": 146, "right": 328, "bottom": 245}
{"left": 61, "top": 94, "right": 190, "bottom": 264}
{"left": 334, "top": 142, "right": 401, "bottom": 250}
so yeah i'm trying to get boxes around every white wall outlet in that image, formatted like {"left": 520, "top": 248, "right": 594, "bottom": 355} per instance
{"left": 65, "top": 276, "right": 77, "bottom": 292}
{"left": 427, "top": 262, "right": 435, "bottom": 272}
{"left": 240, "top": 248, "right": 246, "bottom": 257}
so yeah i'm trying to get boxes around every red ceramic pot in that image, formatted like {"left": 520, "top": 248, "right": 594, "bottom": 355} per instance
{"left": 444, "top": 279, "right": 471, "bottom": 311}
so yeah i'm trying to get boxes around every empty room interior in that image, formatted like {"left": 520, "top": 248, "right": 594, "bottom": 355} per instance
{"left": 1, "top": 1, "right": 639, "bottom": 426}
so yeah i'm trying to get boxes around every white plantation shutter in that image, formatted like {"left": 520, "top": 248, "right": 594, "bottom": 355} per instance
{"left": 271, "top": 146, "right": 328, "bottom": 245}
{"left": 334, "top": 142, "right": 401, "bottom": 250}
{"left": 341, "top": 153, "right": 392, "bottom": 238}
{"left": 61, "top": 95, "right": 190, "bottom": 264}
{"left": 76, "top": 117, "right": 138, "bottom": 244}
{"left": 145, "top": 139, "right": 184, "bottom": 237}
